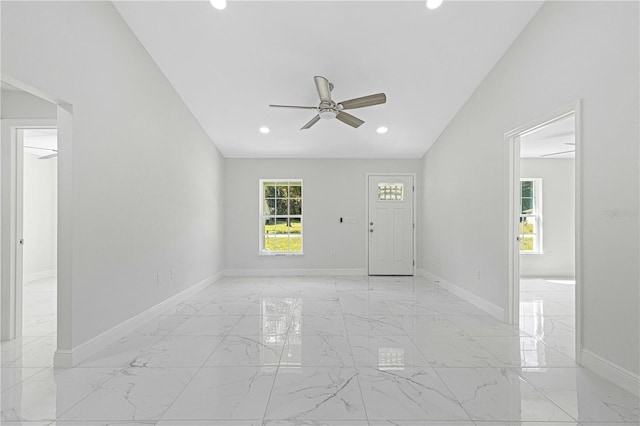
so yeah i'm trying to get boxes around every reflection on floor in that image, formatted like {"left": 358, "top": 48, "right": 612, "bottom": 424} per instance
{"left": 1, "top": 275, "right": 638, "bottom": 425}
{"left": 23, "top": 277, "right": 57, "bottom": 338}
{"left": 520, "top": 277, "right": 575, "bottom": 359}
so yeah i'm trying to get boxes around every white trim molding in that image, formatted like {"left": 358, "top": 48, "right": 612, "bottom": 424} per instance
{"left": 1, "top": 118, "right": 57, "bottom": 341}
{"left": 419, "top": 269, "right": 504, "bottom": 320}
{"left": 54, "top": 272, "right": 223, "bottom": 367}
{"left": 581, "top": 349, "right": 640, "bottom": 397}
{"left": 224, "top": 268, "right": 365, "bottom": 277}
{"left": 503, "top": 100, "right": 583, "bottom": 364}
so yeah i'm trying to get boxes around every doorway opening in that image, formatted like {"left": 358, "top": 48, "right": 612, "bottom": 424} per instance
{"left": 518, "top": 114, "right": 576, "bottom": 360}
{"left": 21, "top": 128, "right": 58, "bottom": 339}
{"left": 505, "top": 101, "right": 582, "bottom": 363}
{"left": 1, "top": 78, "right": 72, "bottom": 366}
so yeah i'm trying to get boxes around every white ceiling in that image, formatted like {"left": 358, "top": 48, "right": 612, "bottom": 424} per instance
{"left": 113, "top": 1, "right": 543, "bottom": 159}
{"left": 520, "top": 114, "right": 575, "bottom": 159}
{"left": 23, "top": 128, "right": 58, "bottom": 158}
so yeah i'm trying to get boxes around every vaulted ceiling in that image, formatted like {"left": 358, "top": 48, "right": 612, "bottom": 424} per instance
{"left": 114, "top": 1, "right": 543, "bottom": 159}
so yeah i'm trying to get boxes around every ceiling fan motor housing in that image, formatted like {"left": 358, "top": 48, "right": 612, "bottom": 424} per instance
{"left": 319, "top": 100, "right": 338, "bottom": 119}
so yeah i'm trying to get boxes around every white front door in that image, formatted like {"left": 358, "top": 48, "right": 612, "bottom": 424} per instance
{"left": 368, "top": 175, "right": 414, "bottom": 275}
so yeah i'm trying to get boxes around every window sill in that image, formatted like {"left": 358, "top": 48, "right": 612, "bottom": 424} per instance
{"left": 520, "top": 251, "right": 544, "bottom": 255}
{"left": 259, "top": 251, "right": 304, "bottom": 256}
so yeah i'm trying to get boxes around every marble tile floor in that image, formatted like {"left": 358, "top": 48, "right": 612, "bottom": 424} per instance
{"left": 22, "top": 277, "right": 57, "bottom": 338}
{"left": 520, "top": 278, "right": 576, "bottom": 360}
{"left": 1, "top": 275, "right": 638, "bottom": 425}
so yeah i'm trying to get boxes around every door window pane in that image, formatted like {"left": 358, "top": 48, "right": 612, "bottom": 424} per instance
{"left": 378, "top": 183, "right": 404, "bottom": 201}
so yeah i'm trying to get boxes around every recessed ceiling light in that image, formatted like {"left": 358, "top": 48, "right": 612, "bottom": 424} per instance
{"left": 376, "top": 126, "right": 389, "bottom": 134}
{"left": 210, "top": 0, "right": 227, "bottom": 10}
{"left": 426, "top": 0, "right": 443, "bottom": 10}
{"left": 259, "top": 127, "right": 270, "bottom": 134}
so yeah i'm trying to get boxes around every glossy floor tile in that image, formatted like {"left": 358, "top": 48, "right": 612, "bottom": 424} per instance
{"left": 1, "top": 275, "right": 637, "bottom": 425}
{"left": 22, "top": 277, "right": 57, "bottom": 338}
{"left": 519, "top": 278, "right": 576, "bottom": 359}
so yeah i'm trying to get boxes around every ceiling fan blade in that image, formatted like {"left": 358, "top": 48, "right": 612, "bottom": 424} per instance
{"left": 314, "top": 76, "right": 332, "bottom": 103}
{"left": 339, "top": 93, "right": 386, "bottom": 110}
{"left": 540, "top": 150, "right": 575, "bottom": 158}
{"left": 24, "top": 146, "right": 57, "bottom": 152}
{"left": 301, "top": 114, "right": 321, "bottom": 130}
{"left": 269, "top": 104, "right": 317, "bottom": 110}
{"left": 336, "top": 111, "right": 364, "bottom": 128}
{"left": 38, "top": 153, "right": 58, "bottom": 160}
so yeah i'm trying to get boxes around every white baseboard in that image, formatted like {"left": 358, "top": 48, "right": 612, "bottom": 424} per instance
{"left": 54, "top": 271, "right": 223, "bottom": 368}
{"left": 223, "top": 268, "right": 365, "bottom": 277}
{"left": 520, "top": 274, "right": 575, "bottom": 280}
{"left": 418, "top": 269, "right": 504, "bottom": 320}
{"left": 581, "top": 349, "right": 640, "bottom": 396}
{"left": 24, "top": 270, "right": 56, "bottom": 282}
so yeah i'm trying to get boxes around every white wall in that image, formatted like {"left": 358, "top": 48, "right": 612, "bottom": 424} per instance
{"left": 1, "top": 90, "right": 57, "bottom": 119}
{"left": 225, "top": 159, "right": 420, "bottom": 274}
{"left": 520, "top": 159, "right": 574, "bottom": 278}
{"left": 22, "top": 153, "right": 57, "bottom": 280}
{"left": 2, "top": 2, "right": 225, "bottom": 349}
{"left": 420, "top": 1, "right": 639, "bottom": 376}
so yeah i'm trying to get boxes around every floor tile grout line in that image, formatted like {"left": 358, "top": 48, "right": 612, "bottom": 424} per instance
{"left": 515, "top": 367, "right": 582, "bottom": 423}
{"left": 428, "top": 365, "right": 485, "bottom": 424}
{"left": 396, "top": 280, "right": 478, "bottom": 424}
{"left": 51, "top": 365, "right": 124, "bottom": 422}
{"left": 260, "top": 287, "right": 298, "bottom": 425}
{"left": 341, "top": 276, "right": 371, "bottom": 424}
{"left": 0, "top": 365, "right": 48, "bottom": 393}
{"left": 157, "top": 281, "right": 263, "bottom": 423}
{"left": 156, "top": 283, "right": 249, "bottom": 423}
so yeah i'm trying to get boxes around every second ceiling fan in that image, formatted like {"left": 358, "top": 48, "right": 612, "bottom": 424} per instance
{"left": 270, "top": 76, "right": 386, "bottom": 130}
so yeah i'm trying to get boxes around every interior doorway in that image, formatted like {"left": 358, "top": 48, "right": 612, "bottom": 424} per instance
{"left": 505, "top": 101, "right": 582, "bottom": 363}
{"left": 518, "top": 114, "right": 576, "bottom": 360}
{"left": 21, "top": 128, "right": 58, "bottom": 339}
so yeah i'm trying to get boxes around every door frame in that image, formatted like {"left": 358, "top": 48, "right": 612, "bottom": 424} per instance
{"left": 504, "top": 100, "right": 583, "bottom": 363}
{"left": 1, "top": 119, "right": 57, "bottom": 340}
{"left": 365, "top": 172, "right": 417, "bottom": 276}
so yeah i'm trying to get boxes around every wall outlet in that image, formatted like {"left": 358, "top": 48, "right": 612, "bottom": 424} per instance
{"left": 171, "top": 268, "right": 176, "bottom": 280}
{"left": 330, "top": 251, "right": 336, "bottom": 258}
{"left": 157, "top": 272, "right": 164, "bottom": 285}
{"left": 476, "top": 269, "right": 481, "bottom": 280}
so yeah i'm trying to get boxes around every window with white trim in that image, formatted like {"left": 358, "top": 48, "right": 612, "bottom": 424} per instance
{"left": 519, "top": 178, "right": 543, "bottom": 254}
{"left": 260, "top": 179, "right": 303, "bottom": 254}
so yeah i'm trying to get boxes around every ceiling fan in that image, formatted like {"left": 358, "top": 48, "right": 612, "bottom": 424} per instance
{"left": 270, "top": 76, "right": 386, "bottom": 130}
{"left": 24, "top": 146, "right": 58, "bottom": 160}
{"left": 540, "top": 141, "right": 575, "bottom": 158}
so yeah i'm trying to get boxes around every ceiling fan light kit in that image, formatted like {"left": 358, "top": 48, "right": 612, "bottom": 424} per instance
{"left": 270, "top": 75, "right": 387, "bottom": 130}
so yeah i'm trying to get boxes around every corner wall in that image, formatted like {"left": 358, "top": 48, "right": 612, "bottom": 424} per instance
{"left": 420, "top": 0, "right": 639, "bottom": 379}
{"left": 2, "top": 1, "right": 225, "bottom": 350}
